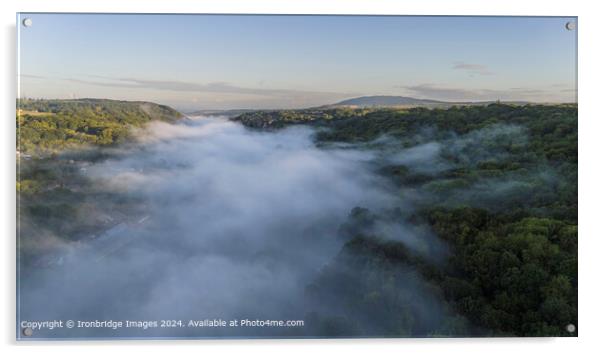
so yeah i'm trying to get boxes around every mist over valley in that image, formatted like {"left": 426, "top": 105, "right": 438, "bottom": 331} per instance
{"left": 17, "top": 100, "right": 577, "bottom": 338}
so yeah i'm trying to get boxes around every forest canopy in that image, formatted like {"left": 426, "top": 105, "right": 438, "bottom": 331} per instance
{"left": 17, "top": 98, "right": 182, "bottom": 154}
{"left": 238, "top": 103, "right": 578, "bottom": 336}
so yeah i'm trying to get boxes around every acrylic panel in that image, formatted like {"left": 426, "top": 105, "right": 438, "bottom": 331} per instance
{"left": 16, "top": 13, "right": 578, "bottom": 340}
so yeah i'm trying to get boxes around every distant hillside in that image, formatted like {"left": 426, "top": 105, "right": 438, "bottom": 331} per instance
{"left": 186, "top": 108, "right": 258, "bottom": 117}
{"left": 17, "top": 98, "right": 183, "bottom": 154}
{"left": 333, "top": 95, "right": 445, "bottom": 107}
{"left": 325, "top": 95, "right": 530, "bottom": 109}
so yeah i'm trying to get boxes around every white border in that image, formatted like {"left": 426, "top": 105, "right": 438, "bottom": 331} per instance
{"left": 2, "top": 1, "right": 600, "bottom": 353}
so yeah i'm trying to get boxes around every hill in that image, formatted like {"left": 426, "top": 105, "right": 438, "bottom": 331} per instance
{"left": 17, "top": 98, "right": 183, "bottom": 154}
{"left": 323, "top": 95, "right": 530, "bottom": 109}
{"left": 332, "top": 95, "right": 445, "bottom": 107}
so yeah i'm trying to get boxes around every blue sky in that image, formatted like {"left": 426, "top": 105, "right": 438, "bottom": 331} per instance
{"left": 18, "top": 14, "right": 577, "bottom": 110}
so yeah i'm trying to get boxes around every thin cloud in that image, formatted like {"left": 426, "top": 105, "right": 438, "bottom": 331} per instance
{"left": 400, "top": 83, "right": 572, "bottom": 103}
{"left": 66, "top": 77, "right": 356, "bottom": 100}
{"left": 452, "top": 61, "right": 493, "bottom": 76}
{"left": 508, "top": 87, "right": 546, "bottom": 94}
{"left": 401, "top": 84, "right": 484, "bottom": 101}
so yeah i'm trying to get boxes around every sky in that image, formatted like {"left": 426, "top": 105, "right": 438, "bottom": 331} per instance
{"left": 17, "top": 14, "right": 577, "bottom": 110}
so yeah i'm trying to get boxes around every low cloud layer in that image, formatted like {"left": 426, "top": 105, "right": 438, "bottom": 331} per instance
{"left": 452, "top": 61, "right": 493, "bottom": 76}
{"left": 67, "top": 77, "right": 353, "bottom": 99}
{"left": 19, "top": 117, "right": 407, "bottom": 338}
{"left": 19, "top": 74, "right": 356, "bottom": 110}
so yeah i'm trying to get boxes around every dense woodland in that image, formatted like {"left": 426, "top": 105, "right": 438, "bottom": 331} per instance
{"left": 17, "top": 100, "right": 577, "bottom": 337}
{"left": 238, "top": 103, "right": 578, "bottom": 336}
{"left": 17, "top": 98, "right": 182, "bottom": 154}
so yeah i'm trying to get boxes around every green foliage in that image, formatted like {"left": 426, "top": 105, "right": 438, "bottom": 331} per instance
{"left": 233, "top": 107, "right": 374, "bottom": 129}
{"left": 294, "top": 103, "right": 577, "bottom": 336}
{"left": 236, "top": 104, "right": 576, "bottom": 164}
{"left": 17, "top": 98, "right": 182, "bottom": 154}
{"left": 426, "top": 208, "right": 577, "bottom": 336}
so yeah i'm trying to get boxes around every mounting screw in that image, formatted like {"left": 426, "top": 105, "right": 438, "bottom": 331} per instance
{"left": 22, "top": 18, "right": 33, "bottom": 28}
{"left": 565, "top": 21, "right": 576, "bottom": 31}
{"left": 566, "top": 323, "right": 576, "bottom": 333}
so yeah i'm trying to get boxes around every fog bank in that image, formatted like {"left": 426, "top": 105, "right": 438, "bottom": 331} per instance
{"left": 20, "top": 117, "right": 421, "bottom": 338}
